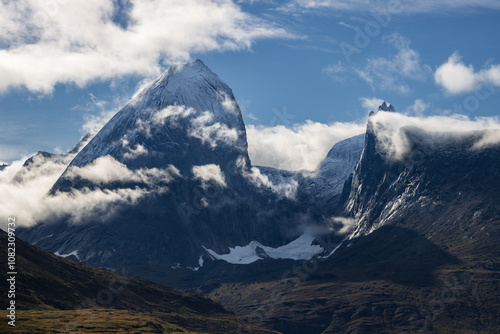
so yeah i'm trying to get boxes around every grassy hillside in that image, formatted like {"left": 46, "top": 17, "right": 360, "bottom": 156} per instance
{"left": 203, "top": 226, "right": 500, "bottom": 333}
{"left": 0, "top": 229, "right": 280, "bottom": 334}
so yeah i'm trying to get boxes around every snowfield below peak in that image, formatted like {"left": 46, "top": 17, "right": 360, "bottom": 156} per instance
{"left": 203, "top": 233, "right": 324, "bottom": 264}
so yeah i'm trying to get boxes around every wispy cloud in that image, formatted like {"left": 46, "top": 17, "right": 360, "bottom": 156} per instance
{"left": 324, "top": 34, "right": 429, "bottom": 94}
{"left": 192, "top": 164, "right": 227, "bottom": 189}
{"left": 236, "top": 156, "right": 298, "bottom": 199}
{"left": 360, "top": 97, "right": 384, "bottom": 111}
{"left": 355, "top": 34, "right": 430, "bottom": 94}
{"left": 0, "top": 0, "right": 291, "bottom": 94}
{"left": 281, "top": 0, "right": 500, "bottom": 14}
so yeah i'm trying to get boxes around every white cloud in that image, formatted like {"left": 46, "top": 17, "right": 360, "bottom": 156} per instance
{"left": 434, "top": 52, "right": 500, "bottom": 94}
{"left": 189, "top": 111, "right": 242, "bottom": 148}
{"left": 282, "top": 0, "right": 500, "bottom": 14}
{"left": 434, "top": 53, "right": 478, "bottom": 94}
{"left": 360, "top": 97, "right": 384, "bottom": 111}
{"left": 153, "top": 105, "right": 196, "bottom": 126}
{"left": 404, "top": 99, "right": 429, "bottom": 116}
{"left": 0, "top": 153, "right": 181, "bottom": 228}
{"left": 79, "top": 93, "right": 129, "bottom": 135}
{"left": 356, "top": 34, "right": 429, "bottom": 94}
{"left": 66, "top": 155, "right": 180, "bottom": 186}
{"left": 323, "top": 61, "right": 345, "bottom": 75}
{"left": 0, "top": 0, "right": 290, "bottom": 94}
{"left": 473, "top": 129, "right": 500, "bottom": 150}
{"left": 192, "top": 164, "right": 227, "bottom": 189}
{"left": 122, "top": 142, "right": 148, "bottom": 160}
{"left": 220, "top": 91, "right": 240, "bottom": 116}
{"left": 149, "top": 104, "right": 242, "bottom": 148}
{"left": 236, "top": 156, "right": 298, "bottom": 199}
{"left": 368, "top": 111, "right": 500, "bottom": 161}
{"left": 246, "top": 120, "right": 366, "bottom": 171}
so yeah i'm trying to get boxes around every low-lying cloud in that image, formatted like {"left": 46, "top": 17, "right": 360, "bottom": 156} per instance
{"left": 66, "top": 155, "right": 180, "bottom": 186}
{"left": 0, "top": 153, "right": 180, "bottom": 229}
{"left": 236, "top": 156, "right": 298, "bottom": 199}
{"left": 246, "top": 120, "right": 366, "bottom": 171}
{"left": 192, "top": 164, "right": 227, "bottom": 189}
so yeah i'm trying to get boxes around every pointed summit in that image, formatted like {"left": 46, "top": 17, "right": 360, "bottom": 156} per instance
{"left": 53, "top": 59, "right": 249, "bottom": 190}
{"left": 378, "top": 101, "right": 396, "bottom": 112}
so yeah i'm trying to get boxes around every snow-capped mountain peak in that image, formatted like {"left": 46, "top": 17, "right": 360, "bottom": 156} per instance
{"left": 57, "top": 60, "right": 249, "bottom": 178}
{"left": 378, "top": 101, "right": 396, "bottom": 112}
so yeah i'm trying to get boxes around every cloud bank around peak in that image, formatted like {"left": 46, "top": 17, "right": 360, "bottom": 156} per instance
{"left": 369, "top": 112, "right": 500, "bottom": 161}
{"left": 0, "top": 0, "right": 291, "bottom": 94}
{"left": 0, "top": 153, "right": 181, "bottom": 229}
{"left": 246, "top": 120, "right": 366, "bottom": 171}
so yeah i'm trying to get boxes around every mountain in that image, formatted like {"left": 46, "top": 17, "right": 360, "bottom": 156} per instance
{"left": 0, "top": 229, "right": 279, "bottom": 333}
{"left": 53, "top": 59, "right": 249, "bottom": 180}
{"left": 17, "top": 60, "right": 350, "bottom": 287}
{"left": 341, "top": 111, "right": 500, "bottom": 260}
{"left": 202, "top": 108, "right": 500, "bottom": 334}
{"left": 298, "top": 133, "right": 365, "bottom": 209}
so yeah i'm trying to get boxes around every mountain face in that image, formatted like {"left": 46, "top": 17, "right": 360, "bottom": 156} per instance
{"left": 18, "top": 60, "right": 354, "bottom": 285}
{"left": 53, "top": 59, "right": 249, "bottom": 192}
{"left": 341, "top": 111, "right": 500, "bottom": 259}
{"left": 298, "top": 134, "right": 365, "bottom": 209}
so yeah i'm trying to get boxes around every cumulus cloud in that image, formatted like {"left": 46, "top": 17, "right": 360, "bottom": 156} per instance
{"left": 434, "top": 52, "right": 500, "bottom": 94}
{"left": 192, "top": 164, "right": 227, "bottom": 189}
{"left": 0, "top": 0, "right": 290, "bottom": 93}
{"left": 0, "top": 158, "right": 29, "bottom": 184}
{"left": 281, "top": 0, "right": 500, "bottom": 14}
{"left": 355, "top": 34, "right": 430, "bottom": 94}
{"left": 246, "top": 121, "right": 366, "bottom": 171}
{"left": 369, "top": 111, "right": 500, "bottom": 161}
{"left": 0, "top": 153, "right": 180, "bottom": 228}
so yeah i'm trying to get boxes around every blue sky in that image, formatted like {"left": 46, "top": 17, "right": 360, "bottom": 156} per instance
{"left": 1, "top": 0, "right": 500, "bottom": 163}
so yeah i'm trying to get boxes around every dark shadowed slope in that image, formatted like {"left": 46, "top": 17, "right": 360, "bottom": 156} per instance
{"left": 0, "top": 229, "right": 280, "bottom": 333}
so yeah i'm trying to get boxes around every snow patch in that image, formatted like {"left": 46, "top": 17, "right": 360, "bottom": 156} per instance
{"left": 54, "top": 250, "right": 80, "bottom": 260}
{"left": 199, "top": 255, "right": 204, "bottom": 267}
{"left": 203, "top": 234, "right": 324, "bottom": 265}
